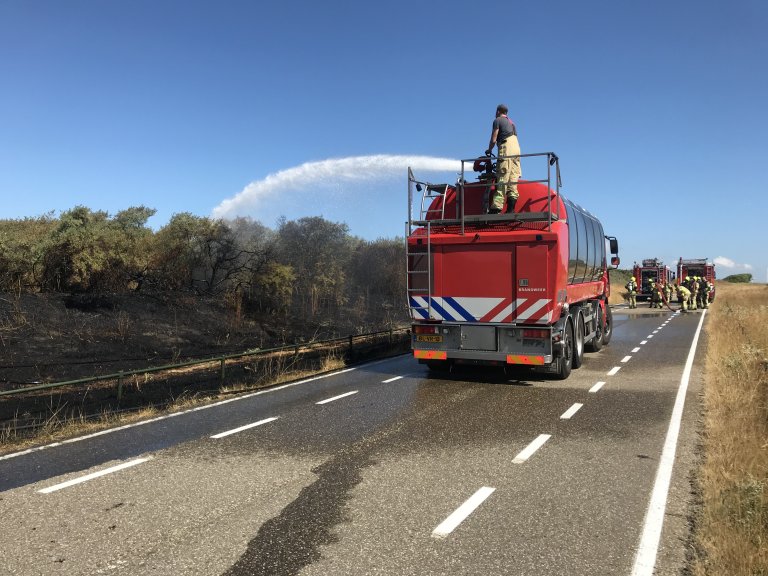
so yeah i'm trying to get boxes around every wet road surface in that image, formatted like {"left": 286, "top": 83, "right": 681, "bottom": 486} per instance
{"left": 0, "top": 306, "right": 706, "bottom": 575}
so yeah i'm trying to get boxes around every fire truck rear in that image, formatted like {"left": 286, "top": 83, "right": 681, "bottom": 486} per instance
{"left": 632, "top": 258, "right": 674, "bottom": 301}
{"left": 406, "top": 152, "right": 619, "bottom": 379}
{"left": 677, "top": 257, "right": 717, "bottom": 302}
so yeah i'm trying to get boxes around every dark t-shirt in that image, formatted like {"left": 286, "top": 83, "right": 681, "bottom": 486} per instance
{"left": 492, "top": 115, "right": 517, "bottom": 142}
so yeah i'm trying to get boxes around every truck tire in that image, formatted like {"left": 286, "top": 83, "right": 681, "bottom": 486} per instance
{"left": 554, "top": 319, "right": 574, "bottom": 380}
{"left": 572, "top": 311, "right": 585, "bottom": 369}
{"left": 601, "top": 305, "right": 613, "bottom": 346}
{"left": 585, "top": 304, "right": 604, "bottom": 352}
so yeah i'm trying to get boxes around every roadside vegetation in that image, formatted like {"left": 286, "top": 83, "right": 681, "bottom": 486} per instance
{"left": 690, "top": 281, "right": 768, "bottom": 574}
{"left": 0, "top": 207, "right": 410, "bottom": 449}
{"left": 0, "top": 207, "right": 406, "bottom": 333}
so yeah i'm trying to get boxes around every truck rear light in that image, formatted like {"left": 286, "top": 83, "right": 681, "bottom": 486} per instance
{"left": 522, "top": 329, "right": 549, "bottom": 339}
{"left": 414, "top": 324, "right": 438, "bottom": 335}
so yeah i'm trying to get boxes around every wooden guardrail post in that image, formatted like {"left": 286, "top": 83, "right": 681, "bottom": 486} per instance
{"left": 220, "top": 358, "right": 226, "bottom": 383}
{"left": 117, "top": 371, "right": 124, "bottom": 402}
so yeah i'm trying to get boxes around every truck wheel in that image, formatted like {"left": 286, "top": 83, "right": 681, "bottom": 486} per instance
{"left": 586, "top": 305, "right": 604, "bottom": 352}
{"left": 572, "top": 311, "right": 585, "bottom": 369}
{"left": 554, "top": 319, "right": 573, "bottom": 380}
{"left": 601, "top": 305, "right": 613, "bottom": 346}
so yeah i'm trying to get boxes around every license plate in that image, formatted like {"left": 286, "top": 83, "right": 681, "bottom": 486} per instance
{"left": 416, "top": 335, "right": 443, "bottom": 343}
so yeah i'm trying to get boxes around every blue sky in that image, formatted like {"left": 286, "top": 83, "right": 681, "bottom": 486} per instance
{"left": 1, "top": 0, "right": 766, "bottom": 281}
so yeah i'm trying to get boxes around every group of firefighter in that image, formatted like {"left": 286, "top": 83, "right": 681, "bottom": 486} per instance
{"left": 625, "top": 275, "right": 711, "bottom": 313}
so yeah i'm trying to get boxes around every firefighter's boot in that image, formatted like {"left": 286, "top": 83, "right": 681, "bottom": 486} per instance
{"left": 505, "top": 198, "right": 517, "bottom": 214}
{"left": 489, "top": 190, "right": 504, "bottom": 213}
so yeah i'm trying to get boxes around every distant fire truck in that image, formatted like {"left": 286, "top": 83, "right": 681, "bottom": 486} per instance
{"left": 406, "top": 152, "right": 619, "bottom": 380}
{"left": 632, "top": 258, "right": 675, "bottom": 301}
{"left": 677, "top": 258, "right": 717, "bottom": 302}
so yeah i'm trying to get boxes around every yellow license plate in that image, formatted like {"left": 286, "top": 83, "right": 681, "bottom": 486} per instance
{"left": 416, "top": 335, "right": 443, "bottom": 343}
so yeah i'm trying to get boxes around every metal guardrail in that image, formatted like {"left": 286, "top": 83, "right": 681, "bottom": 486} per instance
{"left": 0, "top": 327, "right": 411, "bottom": 399}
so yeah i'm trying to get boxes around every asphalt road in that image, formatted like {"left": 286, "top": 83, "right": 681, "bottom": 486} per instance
{"left": 0, "top": 305, "right": 706, "bottom": 576}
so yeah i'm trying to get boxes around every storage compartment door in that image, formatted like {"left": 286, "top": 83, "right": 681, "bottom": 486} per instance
{"left": 460, "top": 325, "right": 497, "bottom": 351}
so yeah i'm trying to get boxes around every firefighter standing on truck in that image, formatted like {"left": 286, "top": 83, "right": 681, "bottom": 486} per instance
{"left": 486, "top": 104, "right": 521, "bottom": 214}
{"left": 626, "top": 276, "right": 638, "bottom": 308}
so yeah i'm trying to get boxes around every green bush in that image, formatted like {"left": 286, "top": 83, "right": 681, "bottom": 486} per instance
{"left": 723, "top": 274, "right": 753, "bottom": 283}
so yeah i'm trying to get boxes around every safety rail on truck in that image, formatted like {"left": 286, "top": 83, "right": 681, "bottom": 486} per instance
{"left": 405, "top": 151, "right": 619, "bottom": 380}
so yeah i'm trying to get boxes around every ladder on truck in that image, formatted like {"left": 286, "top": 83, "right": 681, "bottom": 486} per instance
{"left": 405, "top": 167, "right": 435, "bottom": 319}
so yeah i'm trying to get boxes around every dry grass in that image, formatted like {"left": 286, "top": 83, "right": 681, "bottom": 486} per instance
{"left": 0, "top": 346, "right": 355, "bottom": 454}
{"left": 0, "top": 406, "right": 161, "bottom": 452}
{"left": 609, "top": 281, "right": 626, "bottom": 305}
{"left": 690, "top": 282, "right": 768, "bottom": 575}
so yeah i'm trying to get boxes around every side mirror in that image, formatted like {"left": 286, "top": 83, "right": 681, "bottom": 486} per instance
{"left": 607, "top": 236, "right": 619, "bottom": 254}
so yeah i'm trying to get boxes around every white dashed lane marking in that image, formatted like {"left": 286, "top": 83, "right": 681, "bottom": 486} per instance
{"left": 560, "top": 403, "right": 583, "bottom": 420}
{"left": 513, "top": 434, "right": 552, "bottom": 464}
{"left": 38, "top": 458, "right": 151, "bottom": 494}
{"left": 316, "top": 390, "right": 359, "bottom": 405}
{"left": 211, "top": 417, "right": 278, "bottom": 439}
{"left": 589, "top": 381, "right": 606, "bottom": 393}
{"left": 432, "top": 487, "right": 496, "bottom": 538}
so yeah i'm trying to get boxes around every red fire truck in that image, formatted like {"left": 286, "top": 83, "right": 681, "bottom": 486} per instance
{"left": 677, "top": 258, "right": 717, "bottom": 302}
{"left": 632, "top": 258, "right": 675, "bottom": 301}
{"left": 406, "top": 152, "right": 619, "bottom": 379}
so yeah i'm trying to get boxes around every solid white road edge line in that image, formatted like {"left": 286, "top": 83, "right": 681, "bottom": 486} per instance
{"left": 316, "top": 390, "right": 358, "bottom": 405}
{"left": 382, "top": 376, "right": 403, "bottom": 383}
{"left": 589, "top": 381, "right": 606, "bottom": 393}
{"left": 0, "top": 366, "right": 361, "bottom": 461}
{"left": 513, "top": 434, "right": 552, "bottom": 464}
{"left": 560, "top": 403, "right": 583, "bottom": 420}
{"left": 630, "top": 309, "right": 707, "bottom": 576}
{"left": 210, "top": 417, "right": 278, "bottom": 439}
{"left": 607, "top": 366, "right": 621, "bottom": 376}
{"left": 38, "top": 457, "right": 151, "bottom": 494}
{"left": 432, "top": 486, "right": 496, "bottom": 538}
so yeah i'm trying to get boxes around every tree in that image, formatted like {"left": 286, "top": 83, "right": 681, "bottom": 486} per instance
{"left": 0, "top": 213, "right": 57, "bottom": 292}
{"left": 348, "top": 238, "right": 408, "bottom": 330}
{"left": 150, "top": 214, "right": 279, "bottom": 295}
{"left": 276, "top": 217, "right": 358, "bottom": 318}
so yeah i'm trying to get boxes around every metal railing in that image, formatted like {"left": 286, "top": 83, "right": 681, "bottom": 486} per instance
{"left": 0, "top": 327, "right": 411, "bottom": 400}
{"left": 406, "top": 151, "right": 562, "bottom": 238}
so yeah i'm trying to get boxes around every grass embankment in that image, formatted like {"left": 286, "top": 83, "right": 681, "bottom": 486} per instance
{"left": 691, "top": 282, "right": 768, "bottom": 574}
